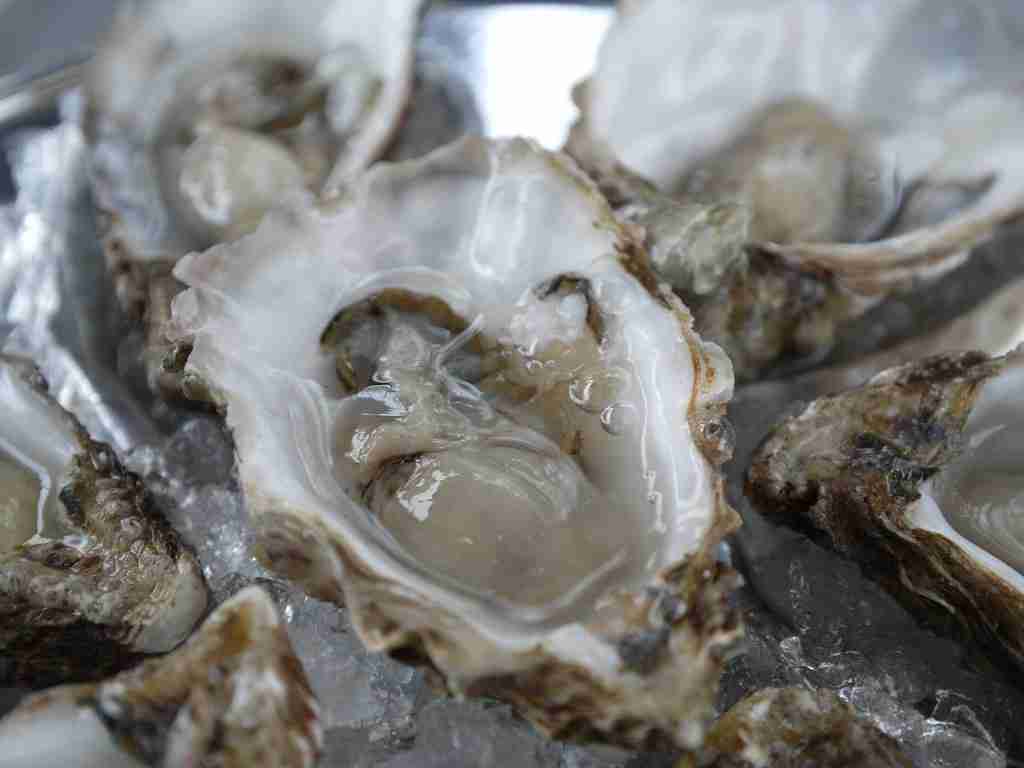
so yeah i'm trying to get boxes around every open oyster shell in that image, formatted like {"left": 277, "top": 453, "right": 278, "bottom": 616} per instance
{"left": 84, "top": 0, "right": 424, "bottom": 395}
{"left": 168, "top": 136, "right": 742, "bottom": 749}
{"left": 748, "top": 349, "right": 1024, "bottom": 675}
{"left": 0, "top": 586, "right": 321, "bottom": 768}
{"left": 678, "top": 687, "right": 911, "bottom": 768}
{"left": 569, "top": 0, "right": 1024, "bottom": 380}
{"left": 0, "top": 355, "right": 207, "bottom": 686}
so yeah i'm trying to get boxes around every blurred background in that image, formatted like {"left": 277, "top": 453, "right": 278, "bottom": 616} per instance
{"left": 0, "top": 1, "right": 612, "bottom": 201}
{"left": 0, "top": 0, "right": 610, "bottom": 77}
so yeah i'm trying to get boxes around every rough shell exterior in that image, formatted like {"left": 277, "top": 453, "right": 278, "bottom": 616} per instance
{"left": 0, "top": 356, "right": 207, "bottom": 687}
{"left": 678, "top": 687, "right": 910, "bottom": 768}
{"left": 0, "top": 587, "right": 321, "bottom": 767}
{"left": 169, "top": 136, "right": 743, "bottom": 751}
{"left": 746, "top": 350, "right": 1024, "bottom": 676}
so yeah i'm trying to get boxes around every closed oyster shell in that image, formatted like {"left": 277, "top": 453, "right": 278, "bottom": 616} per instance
{"left": 84, "top": 0, "right": 424, "bottom": 396}
{"left": 168, "top": 136, "right": 742, "bottom": 749}
{"left": 0, "top": 587, "right": 321, "bottom": 768}
{"left": 747, "top": 349, "right": 1024, "bottom": 675}
{"left": 0, "top": 355, "right": 207, "bottom": 686}
{"left": 679, "top": 687, "right": 911, "bottom": 768}
{"left": 569, "top": 0, "right": 1024, "bottom": 380}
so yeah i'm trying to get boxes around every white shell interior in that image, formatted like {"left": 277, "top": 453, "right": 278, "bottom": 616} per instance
{"left": 173, "top": 138, "right": 720, "bottom": 644}
{"left": 0, "top": 364, "right": 77, "bottom": 554}
{"left": 913, "top": 354, "right": 1024, "bottom": 595}
{"left": 586, "top": 0, "right": 1024, "bottom": 209}
{"left": 0, "top": 701, "right": 145, "bottom": 768}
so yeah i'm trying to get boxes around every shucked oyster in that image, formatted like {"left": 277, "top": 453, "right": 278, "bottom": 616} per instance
{"left": 569, "top": 0, "right": 1024, "bottom": 380}
{"left": 168, "top": 137, "right": 742, "bottom": 748}
{"left": 85, "top": 0, "right": 424, "bottom": 395}
{"left": 681, "top": 687, "right": 911, "bottom": 768}
{"left": 0, "top": 587, "right": 321, "bottom": 768}
{"left": 748, "top": 349, "right": 1024, "bottom": 674}
{"left": 0, "top": 355, "right": 206, "bottom": 686}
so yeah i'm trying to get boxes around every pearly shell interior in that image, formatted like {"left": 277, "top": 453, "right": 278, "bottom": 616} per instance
{"left": 916, "top": 356, "right": 1024, "bottom": 592}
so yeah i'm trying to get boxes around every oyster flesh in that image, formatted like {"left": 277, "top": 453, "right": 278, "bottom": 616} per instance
{"left": 85, "top": 0, "right": 424, "bottom": 394}
{"left": 168, "top": 136, "right": 742, "bottom": 749}
{"left": 679, "top": 687, "right": 911, "bottom": 768}
{"left": 748, "top": 349, "right": 1024, "bottom": 674}
{"left": 569, "top": 0, "right": 1024, "bottom": 380}
{"left": 0, "top": 355, "right": 207, "bottom": 686}
{"left": 0, "top": 586, "right": 321, "bottom": 768}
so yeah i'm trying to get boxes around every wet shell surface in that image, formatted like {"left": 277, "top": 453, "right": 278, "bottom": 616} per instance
{"left": 680, "top": 687, "right": 911, "bottom": 768}
{"left": 0, "top": 586, "right": 321, "bottom": 768}
{"left": 168, "top": 136, "right": 742, "bottom": 749}
{"left": 0, "top": 355, "right": 207, "bottom": 687}
{"left": 84, "top": 0, "right": 424, "bottom": 394}
{"left": 569, "top": 0, "right": 1024, "bottom": 380}
{"left": 747, "top": 349, "right": 1024, "bottom": 676}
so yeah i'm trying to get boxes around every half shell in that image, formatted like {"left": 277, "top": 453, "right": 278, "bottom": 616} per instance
{"left": 0, "top": 355, "right": 207, "bottom": 686}
{"left": 569, "top": 0, "right": 1024, "bottom": 380}
{"left": 0, "top": 586, "right": 320, "bottom": 768}
{"left": 168, "top": 137, "right": 742, "bottom": 749}
{"left": 85, "top": 0, "right": 424, "bottom": 394}
{"left": 748, "top": 349, "right": 1024, "bottom": 675}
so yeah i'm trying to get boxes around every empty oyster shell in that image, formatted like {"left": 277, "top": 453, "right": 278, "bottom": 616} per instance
{"left": 0, "top": 586, "right": 320, "bottom": 768}
{"left": 0, "top": 355, "right": 207, "bottom": 686}
{"left": 168, "top": 136, "right": 742, "bottom": 749}
{"left": 679, "top": 687, "right": 911, "bottom": 768}
{"left": 748, "top": 349, "right": 1024, "bottom": 674}
{"left": 569, "top": 0, "right": 1024, "bottom": 380}
{"left": 84, "top": 0, "right": 424, "bottom": 395}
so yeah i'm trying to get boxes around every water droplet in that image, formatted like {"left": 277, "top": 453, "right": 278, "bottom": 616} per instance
{"left": 569, "top": 375, "right": 595, "bottom": 409}
{"left": 569, "top": 367, "right": 631, "bottom": 413}
{"left": 600, "top": 402, "right": 636, "bottom": 435}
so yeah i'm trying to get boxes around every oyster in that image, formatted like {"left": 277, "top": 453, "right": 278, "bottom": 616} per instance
{"left": 0, "top": 355, "right": 207, "bottom": 686}
{"left": 85, "top": 0, "right": 424, "bottom": 394}
{"left": 168, "top": 137, "right": 742, "bottom": 748}
{"left": 0, "top": 586, "right": 321, "bottom": 768}
{"left": 679, "top": 687, "right": 911, "bottom": 768}
{"left": 569, "top": 0, "right": 1024, "bottom": 380}
{"left": 748, "top": 349, "right": 1024, "bottom": 674}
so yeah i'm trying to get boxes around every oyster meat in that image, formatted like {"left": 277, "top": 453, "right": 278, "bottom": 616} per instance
{"left": 748, "top": 349, "right": 1024, "bottom": 675}
{"left": 0, "top": 355, "right": 207, "bottom": 686}
{"left": 681, "top": 687, "right": 911, "bottom": 768}
{"left": 569, "top": 0, "right": 1024, "bottom": 380}
{"left": 168, "top": 136, "right": 742, "bottom": 748}
{"left": 0, "top": 586, "right": 321, "bottom": 768}
{"left": 85, "top": 0, "right": 424, "bottom": 394}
